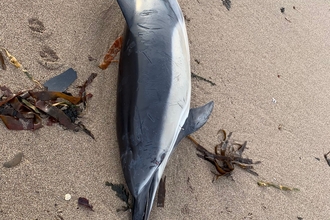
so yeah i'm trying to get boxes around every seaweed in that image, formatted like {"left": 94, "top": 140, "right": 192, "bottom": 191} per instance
{"left": 78, "top": 73, "right": 97, "bottom": 96}
{"left": 99, "top": 36, "right": 122, "bottom": 70}
{"left": 0, "top": 72, "right": 96, "bottom": 138}
{"left": 191, "top": 72, "right": 216, "bottom": 86}
{"left": 29, "top": 91, "right": 82, "bottom": 104}
{"left": 35, "top": 100, "right": 79, "bottom": 131}
{"left": 77, "top": 122, "right": 95, "bottom": 139}
{"left": 62, "top": 105, "right": 81, "bottom": 123}
{"left": 2, "top": 48, "right": 22, "bottom": 68}
{"left": 0, "top": 92, "right": 42, "bottom": 130}
{"left": 188, "top": 130, "right": 260, "bottom": 181}
{"left": 0, "top": 51, "right": 6, "bottom": 70}
{"left": 0, "top": 115, "right": 35, "bottom": 130}
{"left": 257, "top": 181, "right": 299, "bottom": 191}
{"left": 78, "top": 72, "right": 97, "bottom": 107}
{"left": 105, "top": 182, "right": 129, "bottom": 203}
{"left": 324, "top": 151, "right": 330, "bottom": 167}
{"left": 157, "top": 176, "right": 166, "bottom": 207}
{"left": 221, "top": 0, "right": 231, "bottom": 11}
{"left": 2, "top": 48, "right": 42, "bottom": 88}
{"left": 105, "top": 181, "right": 131, "bottom": 212}
{"left": 77, "top": 197, "right": 94, "bottom": 211}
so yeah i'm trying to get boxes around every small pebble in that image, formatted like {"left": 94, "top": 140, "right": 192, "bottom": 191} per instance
{"left": 3, "top": 152, "right": 23, "bottom": 168}
{"left": 64, "top": 194, "right": 71, "bottom": 201}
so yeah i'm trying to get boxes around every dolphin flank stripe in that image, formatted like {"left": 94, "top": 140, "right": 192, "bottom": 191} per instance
{"left": 115, "top": 0, "right": 214, "bottom": 219}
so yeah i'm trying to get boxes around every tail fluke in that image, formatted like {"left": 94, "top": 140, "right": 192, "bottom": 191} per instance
{"left": 132, "top": 172, "right": 159, "bottom": 220}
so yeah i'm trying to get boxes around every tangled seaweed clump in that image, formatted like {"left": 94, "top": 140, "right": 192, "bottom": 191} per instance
{"left": 188, "top": 130, "right": 260, "bottom": 181}
{"left": 0, "top": 48, "right": 96, "bottom": 138}
{"left": 0, "top": 83, "right": 95, "bottom": 138}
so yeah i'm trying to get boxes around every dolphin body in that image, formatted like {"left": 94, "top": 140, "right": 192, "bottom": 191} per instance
{"left": 116, "top": 0, "right": 214, "bottom": 219}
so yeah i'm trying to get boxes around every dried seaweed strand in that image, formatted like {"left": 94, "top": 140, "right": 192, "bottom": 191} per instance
{"left": 78, "top": 73, "right": 97, "bottom": 97}
{"left": 191, "top": 71, "right": 216, "bottom": 86}
{"left": 99, "top": 36, "right": 123, "bottom": 70}
{"left": 2, "top": 48, "right": 43, "bottom": 88}
{"left": 23, "top": 69, "right": 43, "bottom": 89}
{"left": 257, "top": 181, "right": 299, "bottom": 191}
{"left": 0, "top": 50, "right": 6, "bottom": 70}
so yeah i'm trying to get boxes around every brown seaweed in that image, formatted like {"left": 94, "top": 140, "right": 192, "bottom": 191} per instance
{"left": 188, "top": 130, "right": 260, "bottom": 181}
{"left": 324, "top": 151, "right": 330, "bottom": 167}
{"left": 3, "top": 152, "right": 23, "bottom": 168}
{"left": 99, "top": 36, "right": 123, "bottom": 70}
{"left": 77, "top": 197, "right": 94, "bottom": 211}
{"left": 105, "top": 181, "right": 131, "bottom": 212}
{"left": 78, "top": 73, "right": 97, "bottom": 107}
{"left": 0, "top": 86, "right": 19, "bottom": 106}
{"left": 0, "top": 51, "right": 6, "bottom": 70}
{"left": 78, "top": 73, "right": 97, "bottom": 96}
{"left": 0, "top": 115, "right": 34, "bottom": 130}
{"left": 0, "top": 48, "right": 95, "bottom": 136}
{"left": 2, "top": 48, "right": 42, "bottom": 88}
{"left": 35, "top": 101, "right": 79, "bottom": 131}
{"left": 0, "top": 73, "right": 95, "bottom": 138}
{"left": 157, "top": 176, "right": 166, "bottom": 207}
{"left": 29, "top": 91, "right": 82, "bottom": 105}
{"left": 0, "top": 93, "right": 43, "bottom": 130}
{"left": 257, "top": 181, "right": 299, "bottom": 191}
{"left": 77, "top": 122, "right": 95, "bottom": 139}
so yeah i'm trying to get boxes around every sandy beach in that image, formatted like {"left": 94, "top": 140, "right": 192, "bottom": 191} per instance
{"left": 1, "top": 0, "right": 330, "bottom": 219}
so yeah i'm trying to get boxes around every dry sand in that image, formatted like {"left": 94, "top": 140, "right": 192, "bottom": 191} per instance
{"left": 1, "top": 0, "right": 330, "bottom": 219}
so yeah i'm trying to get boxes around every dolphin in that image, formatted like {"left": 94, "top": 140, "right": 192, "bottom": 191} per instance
{"left": 115, "top": 0, "right": 214, "bottom": 219}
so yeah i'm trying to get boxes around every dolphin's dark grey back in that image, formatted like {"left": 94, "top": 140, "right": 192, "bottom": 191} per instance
{"left": 116, "top": 0, "right": 135, "bottom": 27}
{"left": 117, "top": 0, "right": 185, "bottom": 27}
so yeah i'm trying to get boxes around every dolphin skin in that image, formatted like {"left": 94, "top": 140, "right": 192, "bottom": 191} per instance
{"left": 116, "top": 0, "right": 214, "bottom": 219}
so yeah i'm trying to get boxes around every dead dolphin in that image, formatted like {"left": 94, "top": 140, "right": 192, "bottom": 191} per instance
{"left": 116, "top": 0, "right": 214, "bottom": 219}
